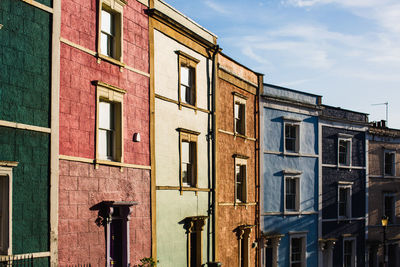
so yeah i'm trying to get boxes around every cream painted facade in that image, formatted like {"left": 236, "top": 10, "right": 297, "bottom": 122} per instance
{"left": 150, "top": 0, "right": 217, "bottom": 265}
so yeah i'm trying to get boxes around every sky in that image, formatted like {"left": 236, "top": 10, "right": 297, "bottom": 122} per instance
{"left": 164, "top": 0, "right": 400, "bottom": 129}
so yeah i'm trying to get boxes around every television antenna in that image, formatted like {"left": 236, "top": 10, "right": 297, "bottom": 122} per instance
{"left": 371, "top": 102, "right": 388, "bottom": 126}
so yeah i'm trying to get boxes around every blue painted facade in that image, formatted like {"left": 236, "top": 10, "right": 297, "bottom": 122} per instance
{"left": 320, "top": 106, "right": 368, "bottom": 267}
{"left": 260, "top": 84, "right": 321, "bottom": 267}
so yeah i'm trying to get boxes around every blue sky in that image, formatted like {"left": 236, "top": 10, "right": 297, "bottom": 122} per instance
{"left": 165, "top": 0, "right": 400, "bottom": 128}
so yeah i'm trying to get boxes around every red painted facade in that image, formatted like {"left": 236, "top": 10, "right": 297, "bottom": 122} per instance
{"left": 58, "top": 0, "right": 150, "bottom": 265}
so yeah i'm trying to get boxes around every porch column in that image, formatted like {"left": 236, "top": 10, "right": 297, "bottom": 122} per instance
{"left": 270, "top": 236, "right": 282, "bottom": 267}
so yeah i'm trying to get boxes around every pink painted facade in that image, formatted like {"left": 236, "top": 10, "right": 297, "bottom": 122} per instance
{"left": 58, "top": 0, "right": 150, "bottom": 265}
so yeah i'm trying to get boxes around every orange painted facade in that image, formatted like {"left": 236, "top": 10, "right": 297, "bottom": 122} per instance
{"left": 216, "top": 53, "right": 262, "bottom": 266}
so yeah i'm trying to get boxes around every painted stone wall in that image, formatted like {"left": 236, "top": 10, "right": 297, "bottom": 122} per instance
{"left": 262, "top": 215, "right": 318, "bottom": 266}
{"left": 0, "top": 127, "right": 50, "bottom": 253}
{"left": 153, "top": 24, "right": 213, "bottom": 266}
{"left": 261, "top": 89, "right": 319, "bottom": 267}
{"left": 59, "top": 0, "right": 151, "bottom": 265}
{"left": 0, "top": 1, "right": 52, "bottom": 265}
{"left": 216, "top": 55, "right": 258, "bottom": 265}
{"left": 58, "top": 160, "right": 151, "bottom": 266}
{"left": 60, "top": 0, "right": 149, "bottom": 164}
{"left": 0, "top": 0, "right": 51, "bottom": 128}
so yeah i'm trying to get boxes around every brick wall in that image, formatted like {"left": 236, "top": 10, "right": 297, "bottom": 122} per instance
{"left": 322, "top": 126, "right": 365, "bottom": 166}
{"left": 368, "top": 140, "right": 400, "bottom": 241}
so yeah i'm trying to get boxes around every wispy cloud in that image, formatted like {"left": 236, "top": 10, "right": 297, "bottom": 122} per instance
{"left": 286, "top": 0, "right": 400, "bottom": 34}
{"left": 204, "top": 1, "right": 231, "bottom": 15}
{"left": 286, "top": 0, "right": 391, "bottom": 8}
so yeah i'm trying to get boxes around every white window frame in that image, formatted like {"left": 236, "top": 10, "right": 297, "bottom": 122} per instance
{"left": 337, "top": 134, "right": 352, "bottom": 167}
{"left": 98, "top": 0, "right": 125, "bottom": 63}
{"left": 233, "top": 92, "right": 247, "bottom": 136}
{"left": 342, "top": 237, "right": 356, "bottom": 267}
{"left": 338, "top": 182, "right": 353, "bottom": 220}
{"left": 234, "top": 156, "right": 248, "bottom": 204}
{"left": 0, "top": 165, "right": 14, "bottom": 256}
{"left": 95, "top": 81, "right": 126, "bottom": 163}
{"left": 289, "top": 233, "right": 307, "bottom": 267}
{"left": 283, "top": 170, "right": 301, "bottom": 213}
{"left": 178, "top": 128, "right": 199, "bottom": 190}
{"left": 98, "top": 101, "right": 115, "bottom": 161}
{"left": 283, "top": 117, "right": 301, "bottom": 154}
{"left": 181, "top": 140, "right": 196, "bottom": 187}
{"left": 180, "top": 66, "right": 195, "bottom": 106}
{"left": 176, "top": 51, "right": 199, "bottom": 109}
{"left": 383, "top": 192, "right": 396, "bottom": 224}
{"left": 384, "top": 150, "right": 396, "bottom": 177}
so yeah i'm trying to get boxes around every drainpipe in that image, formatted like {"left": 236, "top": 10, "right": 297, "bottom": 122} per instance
{"left": 211, "top": 44, "right": 219, "bottom": 263}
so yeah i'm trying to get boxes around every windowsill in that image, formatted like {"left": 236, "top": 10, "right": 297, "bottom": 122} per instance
{"left": 338, "top": 164, "right": 352, "bottom": 168}
{"left": 219, "top": 202, "right": 256, "bottom": 206}
{"left": 97, "top": 53, "right": 126, "bottom": 68}
{"left": 95, "top": 159, "right": 124, "bottom": 167}
{"left": 284, "top": 151, "right": 301, "bottom": 156}
{"left": 383, "top": 175, "right": 397, "bottom": 178}
{"left": 182, "top": 184, "right": 196, "bottom": 188}
{"left": 179, "top": 101, "right": 197, "bottom": 111}
{"left": 284, "top": 210, "right": 301, "bottom": 215}
{"left": 234, "top": 132, "right": 247, "bottom": 139}
{"left": 234, "top": 201, "right": 252, "bottom": 210}
{"left": 0, "top": 161, "right": 19, "bottom": 167}
{"left": 156, "top": 185, "right": 210, "bottom": 192}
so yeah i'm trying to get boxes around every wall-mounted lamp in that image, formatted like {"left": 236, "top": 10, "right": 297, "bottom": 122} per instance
{"left": 133, "top": 133, "right": 141, "bottom": 142}
{"left": 0, "top": 24, "right": 3, "bottom": 30}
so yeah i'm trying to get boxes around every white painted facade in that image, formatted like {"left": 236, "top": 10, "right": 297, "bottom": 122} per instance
{"left": 153, "top": 19, "right": 216, "bottom": 266}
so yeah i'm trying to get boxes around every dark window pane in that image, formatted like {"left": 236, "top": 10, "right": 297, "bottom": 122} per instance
{"left": 286, "top": 179, "right": 297, "bottom": 210}
{"left": 190, "top": 232, "right": 197, "bottom": 266}
{"left": 285, "top": 125, "right": 297, "bottom": 152}
{"left": 385, "top": 196, "right": 394, "bottom": 223}
{"left": 291, "top": 237, "right": 302, "bottom": 267}
{"left": 385, "top": 152, "right": 394, "bottom": 175}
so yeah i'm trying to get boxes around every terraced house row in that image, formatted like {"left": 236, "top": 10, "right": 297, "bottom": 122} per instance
{"left": 0, "top": 0, "right": 399, "bottom": 266}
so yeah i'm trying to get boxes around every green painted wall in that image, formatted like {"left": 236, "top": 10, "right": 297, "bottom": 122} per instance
{"left": 35, "top": 0, "right": 53, "bottom": 7}
{"left": 0, "top": 1, "right": 51, "bottom": 264}
{"left": 0, "top": 0, "right": 51, "bottom": 128}
{"left": 0, "top": 127, "right": 50, "bottom": 254}
{"left": 156, "top": 190, "right": 211, "bottom": 266}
